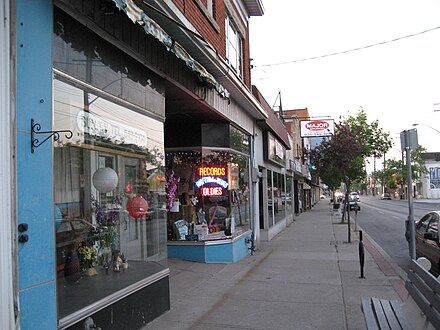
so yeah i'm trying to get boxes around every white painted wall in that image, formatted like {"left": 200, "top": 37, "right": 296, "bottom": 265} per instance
{"left": 0, "top": 1, "right": 17, "bottom": 328}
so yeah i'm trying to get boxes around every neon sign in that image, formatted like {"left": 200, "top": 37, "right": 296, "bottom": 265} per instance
{"left": 194, "top": 177, "right": 228, "bottom": 189}
{"left": 195, "top": 166, "right": 228, "bottom": 196}
{"left": 201, "top": 186, "right": 223, "bottom": 196}
{"left": 198, "top": 166, "right": 226, "bottom": 176}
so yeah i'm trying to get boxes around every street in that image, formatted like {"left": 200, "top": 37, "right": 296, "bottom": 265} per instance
{"left": 354, "top": 195, "right": 440, "bottom": 273}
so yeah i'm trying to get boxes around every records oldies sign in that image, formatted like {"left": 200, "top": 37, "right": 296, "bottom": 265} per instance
{"left": 194, "top": 166, "right": 228, "bottom": 196}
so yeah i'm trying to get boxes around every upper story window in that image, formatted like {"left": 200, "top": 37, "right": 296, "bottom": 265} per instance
{"left": 226, "top": 16, "right": 243, "bottom": 78}
{"left": 206, "top": 0, "right": 214, "bottom": 16}
{"left": 194, "top": 0, "right": 219, "bottom": 32}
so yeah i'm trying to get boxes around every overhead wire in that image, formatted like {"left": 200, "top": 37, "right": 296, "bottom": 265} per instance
{"left": 255, "top": 26, "right": 440, "bottom": 68}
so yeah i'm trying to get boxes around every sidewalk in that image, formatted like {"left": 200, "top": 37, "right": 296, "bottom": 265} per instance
{"left": 142, "top": 201, "right": 430, "bottom": 330}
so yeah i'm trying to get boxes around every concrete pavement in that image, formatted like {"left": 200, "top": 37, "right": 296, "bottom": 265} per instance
{"left": 142, "top": 200, "right": 434, "bottom": 330}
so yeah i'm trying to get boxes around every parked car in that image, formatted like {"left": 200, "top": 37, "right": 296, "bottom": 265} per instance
{"left": 347, "top": 196, "right": 360, "bottom": 211}
{"left": 381, "top": 192, "right": 392, "bottom": 200}
{"left": 415, "top": 211, "right": 440, "bottom": 276}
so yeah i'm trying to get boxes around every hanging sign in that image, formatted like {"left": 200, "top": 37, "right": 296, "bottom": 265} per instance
{"left": 300, "top": 120, "right": 334, "bottom": 137}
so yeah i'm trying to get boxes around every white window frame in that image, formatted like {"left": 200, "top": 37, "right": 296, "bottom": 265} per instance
{"left": 225, "top": 16, "right": 243, "bottom": 78}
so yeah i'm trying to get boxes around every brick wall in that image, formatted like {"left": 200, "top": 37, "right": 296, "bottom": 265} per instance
{"left": 171, "top": 0, "right": 252, "bottom": 88}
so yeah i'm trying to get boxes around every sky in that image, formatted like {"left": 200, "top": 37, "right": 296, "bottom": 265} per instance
{"left": 249, "top": 0, "right": 440, "bottom": 169}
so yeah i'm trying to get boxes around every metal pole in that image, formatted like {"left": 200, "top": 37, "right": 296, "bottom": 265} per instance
{"left": 401, "top": 150, "right": 405, "bottom": 199}
{"left": 359, "top": 230, "right": 365, "bottom": 278}
{"left": 405, "top": 131, "right": 416, "bottom": 259}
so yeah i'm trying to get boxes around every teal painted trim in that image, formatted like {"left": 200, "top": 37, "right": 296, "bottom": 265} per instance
{"left": 16, "top": 0, "right": 56, "bottom": 329}
{"left": 168, "top": 244, "right": 206, "bottom": 262}
{"left": 167, "top": 232, "right": 251, "bottom": 263}
{"left": 232, "top": 232, "right": 252, "bottom": 262}
{"left": 205, "top": 243, "right": 233, "bottom": 263}
{"left": 19, "top": 282, "right": 57, "bottom": 330}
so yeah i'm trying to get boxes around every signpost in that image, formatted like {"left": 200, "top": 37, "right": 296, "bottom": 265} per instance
{"left": 400, "top": 128, "right": 418, "bottom": 259}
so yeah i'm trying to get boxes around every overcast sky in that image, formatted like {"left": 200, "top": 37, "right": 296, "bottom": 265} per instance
{"left": 249, "top": 0, "right": 440, "bottom": 167}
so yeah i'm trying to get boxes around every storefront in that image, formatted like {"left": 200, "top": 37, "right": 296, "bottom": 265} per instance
{"left": 15, "top": 0, "right": 266, "bottom": 327}
{"left": 165, "top": 123, "right": 253, "bottom": 262}
{"left": 52, "top": 5, "right": 169, "bottom": 329}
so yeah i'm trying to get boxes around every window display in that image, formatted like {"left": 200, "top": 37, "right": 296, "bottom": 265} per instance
{"left": 53, "top": 79, "right": 167, "bottom": 319}
{"left": 165, "top": 148, "right": 251, "bottom": 241}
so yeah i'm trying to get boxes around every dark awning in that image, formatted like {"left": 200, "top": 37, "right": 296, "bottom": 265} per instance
{"left": 112, "top": 0, "right": 229, "bottom": 99}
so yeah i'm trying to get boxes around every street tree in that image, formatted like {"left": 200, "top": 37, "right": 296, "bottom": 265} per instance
{"left": 311, "top": 108, "right": 393, "bottom": 242}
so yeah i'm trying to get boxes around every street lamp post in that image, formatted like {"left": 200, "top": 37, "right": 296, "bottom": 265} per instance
{"left": 412, "top": 123, "right": 440, "bottom": 134}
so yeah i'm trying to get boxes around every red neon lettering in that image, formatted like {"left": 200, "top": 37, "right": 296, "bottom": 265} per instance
{"left": 201, "top": 186, "right": 223, "bottom": 196}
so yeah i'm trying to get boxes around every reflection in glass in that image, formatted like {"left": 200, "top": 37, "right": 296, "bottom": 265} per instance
{"left": 53, "top": 79, "right": 166, "bottom": 319}
{"left": 165, "top": 148, "right": 250, "bottom": 240}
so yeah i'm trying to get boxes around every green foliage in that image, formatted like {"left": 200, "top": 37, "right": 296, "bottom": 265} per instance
{"left": 343, "top": 108, "right": 393, "bottom": 158}
{"left": 372, "top": 146, "right": 427, "bottom": 189}
{"left": 311, "top": 108, "right": 389, "bottom": 192}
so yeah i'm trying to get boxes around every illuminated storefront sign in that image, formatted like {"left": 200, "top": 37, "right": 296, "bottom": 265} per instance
{"left": 194, "top": 176, "right": 228, "bottom": 189}
{"left": 198, "top": 166, "right": 226, "bottom": 176}
{"left": 195, "top": 166, "right": 228, "bottom": 196}
{"left": 200, "top": 186, "right": 224, "bottom": 196}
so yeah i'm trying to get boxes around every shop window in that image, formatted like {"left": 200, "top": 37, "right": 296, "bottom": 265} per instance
{"left": 230, "top": 126, "right": 250, "bottom": 154}
{"left": 285, "top": 176, "right": 293, "bottom": 214}
{"left": 53, "top": 79, "right": 166, "bottom": 321}
{"left": 165, "top": 148, "right": 250, "bottom": 241}
{"left": 53, "top": 7, "right": 165, "bottom": 118}
{"left": 267, "top": 170, "right": 286, "bottom": 226}
{"left": 225, "top": 16, "right": 243, "bottom": 78}
{"left": 274, "top": 172, "right": 285, "bottom": 224}
{"left": 267, "top": 170, "right": 274, "bottom": 226}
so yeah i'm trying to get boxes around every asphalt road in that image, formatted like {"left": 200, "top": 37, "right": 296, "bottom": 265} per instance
{"left": 353, "top": 195, "right": 440, "bottom": 274}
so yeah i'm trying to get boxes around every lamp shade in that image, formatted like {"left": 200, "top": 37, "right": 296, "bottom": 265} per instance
{"left": 92, "top": 167, "right": 118, "bottom": 193}
{"left": 126, "top": 196, "right": 148, "bottom": 218}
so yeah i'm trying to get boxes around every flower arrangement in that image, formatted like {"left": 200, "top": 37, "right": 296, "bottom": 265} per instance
{"left": 78, "top": 244, "right": 98, "bottom": 271}
{"left": 93, "top": 195, "right": 122, "bottom": 226}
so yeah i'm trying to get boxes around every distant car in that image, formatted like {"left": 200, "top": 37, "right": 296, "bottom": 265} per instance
{"left": 350, "top": 191, "right": 360, "bottom": 202}
{"left": 415, "top": 211, "right": 440, "bottom": 276}
{"left": 347, "top": 197, "right": 360, "bottom": 211}
{"left": 381, "top": 193, "right": 392, "bottom": 200}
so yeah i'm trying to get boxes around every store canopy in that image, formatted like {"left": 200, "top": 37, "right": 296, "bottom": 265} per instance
{"left": 112, "top": 0, "right": 229, "bottom": 99}
{"left": 303, "top": 183, "right": 311, "bottom": 190}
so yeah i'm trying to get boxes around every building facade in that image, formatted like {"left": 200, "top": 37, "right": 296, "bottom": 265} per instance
{"left": 3, "top": 0, "right": 270, "bottom": 329}
{"left": 418, "top": 152, "right": 440, "bottom": 199}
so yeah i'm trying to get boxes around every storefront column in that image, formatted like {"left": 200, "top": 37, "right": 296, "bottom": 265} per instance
{"left": 16, "top": 0, "right": 57, "bottom": 328}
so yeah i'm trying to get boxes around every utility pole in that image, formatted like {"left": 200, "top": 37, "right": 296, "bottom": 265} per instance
{"left": 383, "top": 153, "right": 386, "bottom": 195}
{"left": 400, "top": 129, "right": 418, "bottom": 259}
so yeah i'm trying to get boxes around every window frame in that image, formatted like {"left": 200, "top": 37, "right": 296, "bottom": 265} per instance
{"left": 225, "top": 15, "right": 243, "bottom": 78}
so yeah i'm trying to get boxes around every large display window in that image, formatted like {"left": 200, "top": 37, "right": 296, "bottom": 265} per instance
{"left": 267, "top": 170, "right": 286, "bottom": 226}
{"left": 53, "top": 78, "right": 167, "bottom": 321}
{"left": 165, "top": 148, "right": 251, "bottom": 241}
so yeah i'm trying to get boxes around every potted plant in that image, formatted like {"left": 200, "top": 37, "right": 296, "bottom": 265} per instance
{"left": 78, "top": 244, "right": 98, "bottom": 276}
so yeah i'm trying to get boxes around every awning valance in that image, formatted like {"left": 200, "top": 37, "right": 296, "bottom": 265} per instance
{"left": 112, "top": 0, "right": 229, "bottom": 99}
{"left": 303, "top": 183, "right": 311, "bottom": 190}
